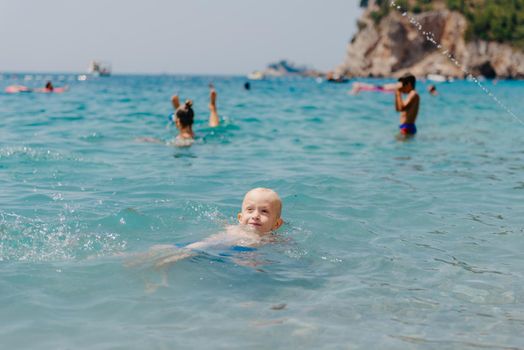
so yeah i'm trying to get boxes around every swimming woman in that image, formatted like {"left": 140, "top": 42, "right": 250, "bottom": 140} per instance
{"left": 170, "top": 85, "right": 220, "bottom": 146}
{"left": 138, "top": 85, "right": 221, "bottom": 146}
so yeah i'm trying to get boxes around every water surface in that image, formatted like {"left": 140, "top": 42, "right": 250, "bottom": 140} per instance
{"left": 1, "top": 74, "right": 523, "bottom": 349}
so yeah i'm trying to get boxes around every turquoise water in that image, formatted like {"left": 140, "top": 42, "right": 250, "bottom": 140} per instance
{"left": 1, "top": 74, "right": 523, "bottom": 349}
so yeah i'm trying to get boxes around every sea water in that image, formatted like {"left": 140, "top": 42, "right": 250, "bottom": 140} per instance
{"left": 0, "top": 74, "right": 523, "bottom": 349}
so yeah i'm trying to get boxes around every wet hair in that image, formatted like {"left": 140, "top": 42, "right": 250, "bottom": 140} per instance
{"left": 398, "top": 73, "right": 416, "bottom": 88}
{"left": 429, "top": 85, "right": 436, "bottom": 92}
{"left": 175, "top": 100, "right": 194, "bottom": 127}
{"left": 45, "top": 81, "right": 53, "bottom": 90}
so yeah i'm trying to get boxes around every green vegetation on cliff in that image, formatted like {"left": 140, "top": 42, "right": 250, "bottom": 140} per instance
{"left": 360, "top": 0, "right": 524, "bottom": 49}
{"left": 449, "top": 0, "right": 524, "bottom": 49}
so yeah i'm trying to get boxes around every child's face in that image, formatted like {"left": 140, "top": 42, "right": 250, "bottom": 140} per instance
{"left": 238, "top": 189, "right": 283, "bottom": 234}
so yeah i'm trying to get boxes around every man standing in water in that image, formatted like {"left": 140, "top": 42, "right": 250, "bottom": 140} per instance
{"left": 395, "top": 73, "right": 420, "bottom": 137}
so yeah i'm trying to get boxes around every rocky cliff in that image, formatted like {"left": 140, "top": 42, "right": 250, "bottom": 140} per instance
{"left": 336, "top": 6, "right": 524, "bottom": 79}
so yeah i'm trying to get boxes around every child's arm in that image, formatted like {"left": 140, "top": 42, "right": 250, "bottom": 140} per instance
{"left": 124, "top": 244, "right": 182, "bottom": 267}
{"left": 208, "top": 86, "right": 220, "bottom": 127}
{"left": 171, "top": 94, "right": 181, "bottom": 110}
{"left": 395, "top": 90, "right": 418, "bottom": 111}
{"left": 153, "top": 235, "right": 224, "bottom": 268}
{"left": 154, "top": 249, "right": 194, "bottom": 268}
{"left": 185, "top": 240, "right": 212, "bottom": 250}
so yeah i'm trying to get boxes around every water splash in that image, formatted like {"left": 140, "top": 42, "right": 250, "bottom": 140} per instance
{"left": 0, "top": 210, "right": 127, "bottom": 262}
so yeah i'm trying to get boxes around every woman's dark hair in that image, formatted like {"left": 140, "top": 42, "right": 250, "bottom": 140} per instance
{"left": 175, "top": 100, "right": 194, "bottom": 127}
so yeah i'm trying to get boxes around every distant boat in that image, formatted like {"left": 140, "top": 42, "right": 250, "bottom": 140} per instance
{"left": 326, "top": 72, "right": 349, "bottom": 83}
{"left": 427, "top": 74, "right": 447, "bottom": 82}
{"left": 247, "top": 71, "right": 264, "bottom": 80}
{"left": 88, "top": 60, "right": 111, "bottom": 77}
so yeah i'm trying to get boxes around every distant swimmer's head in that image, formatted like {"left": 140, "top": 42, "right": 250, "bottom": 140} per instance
{"left": 175, "top": 100, "right": 194, "bottom": 129}
{"left": 45, "top": 81, "right": 54, "bottom": 91}
{"left": 238, "top": 188, "right": 283, "bottom": 234}
{"left": 398, "top": 73, "right": 416, "bottom": 92}
{"left": 428, "top": 84, "right": 438, "bottom": 95}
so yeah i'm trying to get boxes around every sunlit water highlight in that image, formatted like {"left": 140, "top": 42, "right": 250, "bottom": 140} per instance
{"left": 1, "top": 75, "right": 523, "bottom": 349}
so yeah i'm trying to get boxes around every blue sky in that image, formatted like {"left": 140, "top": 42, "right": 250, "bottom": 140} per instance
{"left": 0, "top": 0, "right": 362, "bottom": 75}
